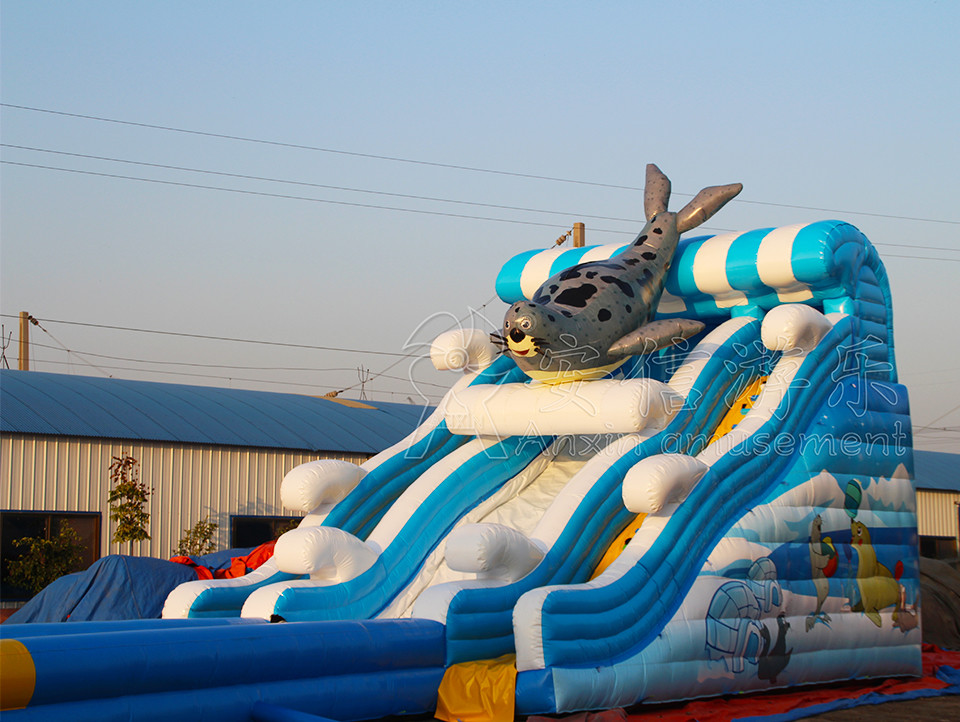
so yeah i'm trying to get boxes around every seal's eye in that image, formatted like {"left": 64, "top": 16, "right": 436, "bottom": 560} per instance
{"left": 519, "top": 318, "right": 532, "bottom": 330}
{"left": 504, "top": 320, "right": 511, "bottom": 329}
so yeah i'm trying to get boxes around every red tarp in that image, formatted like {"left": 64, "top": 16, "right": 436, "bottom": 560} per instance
{"left": 170, "top": 540, "right": 276, "bottom": 580}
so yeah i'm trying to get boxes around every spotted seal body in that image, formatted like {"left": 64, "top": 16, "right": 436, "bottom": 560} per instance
{"left": 499, "top": 164, "right": 742, "bottom": 384}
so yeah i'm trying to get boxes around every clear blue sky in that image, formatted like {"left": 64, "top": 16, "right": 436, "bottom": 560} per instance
{"left": 1, "top": 2, "right": 957, "bottom": 451}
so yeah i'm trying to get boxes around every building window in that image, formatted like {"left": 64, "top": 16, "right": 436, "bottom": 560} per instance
{"left": 230, "top": 515, "right": 300, "bottom": 549}
{"left": 920, "top": 535, "right": 958, "bottom": 560}
{"left": 0, "top": 511, "right": 101, "bottom": 601}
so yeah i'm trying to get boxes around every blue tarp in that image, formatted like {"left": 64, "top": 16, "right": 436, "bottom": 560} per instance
{"left": 4, "top": 549, "right": 254, "bottom": 624}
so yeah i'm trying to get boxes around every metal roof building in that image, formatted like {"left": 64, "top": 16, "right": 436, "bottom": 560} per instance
{"left": 0, "top": 370, "right": 430, "bottom": 567}
{"left": 914, "top": 450, "right": 960, "bottom": 560}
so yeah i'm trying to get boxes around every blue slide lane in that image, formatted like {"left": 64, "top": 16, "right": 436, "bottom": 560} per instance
{"left": 183, "top": 355, "right": 527, "bottom": 617}
{"left": 270, "top": 433, "right": 554, "bottom": 622}
{"left": 324, "top": 354, "right": 528, "bottom": 538}
{"left": 443, "top": 319, "right": 773, "bottom": 663}
{"left": 514, "top": 315, "right": 888, "bottom": 713}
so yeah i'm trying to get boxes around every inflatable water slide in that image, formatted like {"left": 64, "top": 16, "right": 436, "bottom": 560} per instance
{"left": 1, "top": 166, "right": 919, "bottom": 721}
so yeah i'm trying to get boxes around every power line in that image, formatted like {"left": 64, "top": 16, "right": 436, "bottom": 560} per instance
{"left": 27, "top": 355, "right": 450, "bottom": 392}
{"left": 2, "top": 161, "right": 615, "bottom": 234}
{"left": 3, "top": 103, "right": 958, "bottom": 226}
{"left": 28, "top": 340, "right": 452, "bottom": 389}
{"left": 328, "top": 294, "right": 502, "bottom": 397}
{"left": 1, "top": 144, "right": 643, "bottom": 226}
{"left": 26, "top": 340, "right": 368, "bottom": 372}
{"left": 7, "top": 160, "right": 960, "bottom": 262}
{"left": 0, "top": 103, "right": 646, "bottom": 190}
{"left": 5, "top": 296, "right": 503, "bottom": 399}
{"left": 880, "top": 254, "right": 960, "bottom": 263}
{"left": 7, "top": 144, "right": 960, "bottom": 255}
{"left": 28, "top": 315, "right": 113, "bottom": 378}
{"left": 914, "top": 402, "right": 960, "bottom": 432}
{"left": 0, "top": 312, "right": 428, "bottom": 359}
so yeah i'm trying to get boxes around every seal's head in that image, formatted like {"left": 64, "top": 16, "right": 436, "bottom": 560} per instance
{"left": 502, "top": 301, "right": 557, "bottom": 360}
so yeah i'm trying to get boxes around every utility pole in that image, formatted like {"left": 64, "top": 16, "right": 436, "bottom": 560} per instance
{"left": 573, "top": 222, "right": 585, "bottom": 248}
{"left": 18, "top": 311, "right": 30, "bottom": 371}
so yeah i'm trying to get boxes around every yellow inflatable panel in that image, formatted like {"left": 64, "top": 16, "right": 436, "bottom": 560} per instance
{"left": 707, "top": 375, "right": 767, "bottom": 445}
{"left": 0, "top": 638, "right": 36, "bottom": 711}
{"left": 591, "top": 513, "right": 646, "bottom": 580}
{"left": 588, "top": 377, "right": 767, "bottom": 581}
{"left": 435, "top": 654, "right": 516, "bottom": 722}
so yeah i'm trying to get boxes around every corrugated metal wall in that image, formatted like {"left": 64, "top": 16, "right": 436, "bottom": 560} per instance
{"left": 1, "top": 434, "right": 369, "bottom": 559}
{"left": 917, "top": 489, "right": 960, "bottom": 538}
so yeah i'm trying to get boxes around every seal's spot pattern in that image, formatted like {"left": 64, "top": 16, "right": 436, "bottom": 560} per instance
{"left": 601, "top": 275, "right": 635, "bottom": 298}
{"left": 555, "top": 284, "right": 598, "bottom": 308}
{"left": 500, "top": 164, "right": 741, "bottom": 382}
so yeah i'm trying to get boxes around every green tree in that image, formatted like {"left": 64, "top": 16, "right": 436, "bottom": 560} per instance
{"left": 172, "top": 516, "right": 219, "bottom": 556}
{"left": 107, "top": 453, "right": 151, "bottom": 550}
{"left": 275, "top": 518, "right": 300, "bottom": 537}
{"left": 7, "top": 524, "right": 84, "bottom": 594}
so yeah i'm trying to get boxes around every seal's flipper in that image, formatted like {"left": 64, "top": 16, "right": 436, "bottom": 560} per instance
{"left": 608, "top": 318, "right": 705, "bottom": 357}
{"left": 644, "top": 163, "right": 672, "bottom": 221}
{"left": 676, "top": 182, "right": 743, "bottom": 234}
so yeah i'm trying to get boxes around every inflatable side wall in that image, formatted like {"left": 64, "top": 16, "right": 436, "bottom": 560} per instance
{"left": 1, "top": 171, "right": 919, "bottom": 722}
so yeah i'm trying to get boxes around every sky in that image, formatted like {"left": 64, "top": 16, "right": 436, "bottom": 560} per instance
{"left": 1, "top": 1, "right": 957, "bottom": 452}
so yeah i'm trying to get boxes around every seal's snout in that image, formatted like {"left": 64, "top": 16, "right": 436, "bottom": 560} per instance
{"left": 509, "top": 328, "right": 526, "bottom": 343}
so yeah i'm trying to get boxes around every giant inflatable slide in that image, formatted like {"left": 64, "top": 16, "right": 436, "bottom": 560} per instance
{"left": 1, "top": 166, "right": 919, "bottom": 721}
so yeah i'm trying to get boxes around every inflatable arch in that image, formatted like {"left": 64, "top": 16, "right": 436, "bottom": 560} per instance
{"left": 2, "top": 166, "right": 918, "bottom": 720}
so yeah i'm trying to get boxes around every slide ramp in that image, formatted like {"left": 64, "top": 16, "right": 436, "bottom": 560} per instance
{"left": 512, "top": 306, "right": 917, "bottom": 714}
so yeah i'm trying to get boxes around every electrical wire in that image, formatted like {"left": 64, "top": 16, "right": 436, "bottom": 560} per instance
{"left": 6, "top": 300, "right": 492, "bottom": 398}
{"left": 914, "top": 402, "right": 960, "bottom": 431}
{"left": 0, "top": 313, "right": 429, "bottom": 359}
{"left": 7, "top": 160, "right": 960, "bottom": 261}
{"left": 25, "top": 340, "right": 372, "bottom": 372}
{"left": 0, "top": 144, "right": 644, "bottom": 225}
{"left": 3, "top": 103, "right": 958, "bottom": 225}
{"left": 27, "top": 339, "right": 452, "bottom": 390}
{"left": 325, "top": 294, "right": 501, "bottom": 397}
{"left": 27, "top": 315, "right": 114, "bottom": 378}
{"left": 913, "top": 426, "right": 960, "bottom": 434}
{"left": 2, "top": 160, "right": 620, "bottom": 234}
{"left": 6, "top": 144, "right": 960, "bottom": 255}
{"left": 27, "top": 355, "right": 448, "bottom": 394}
